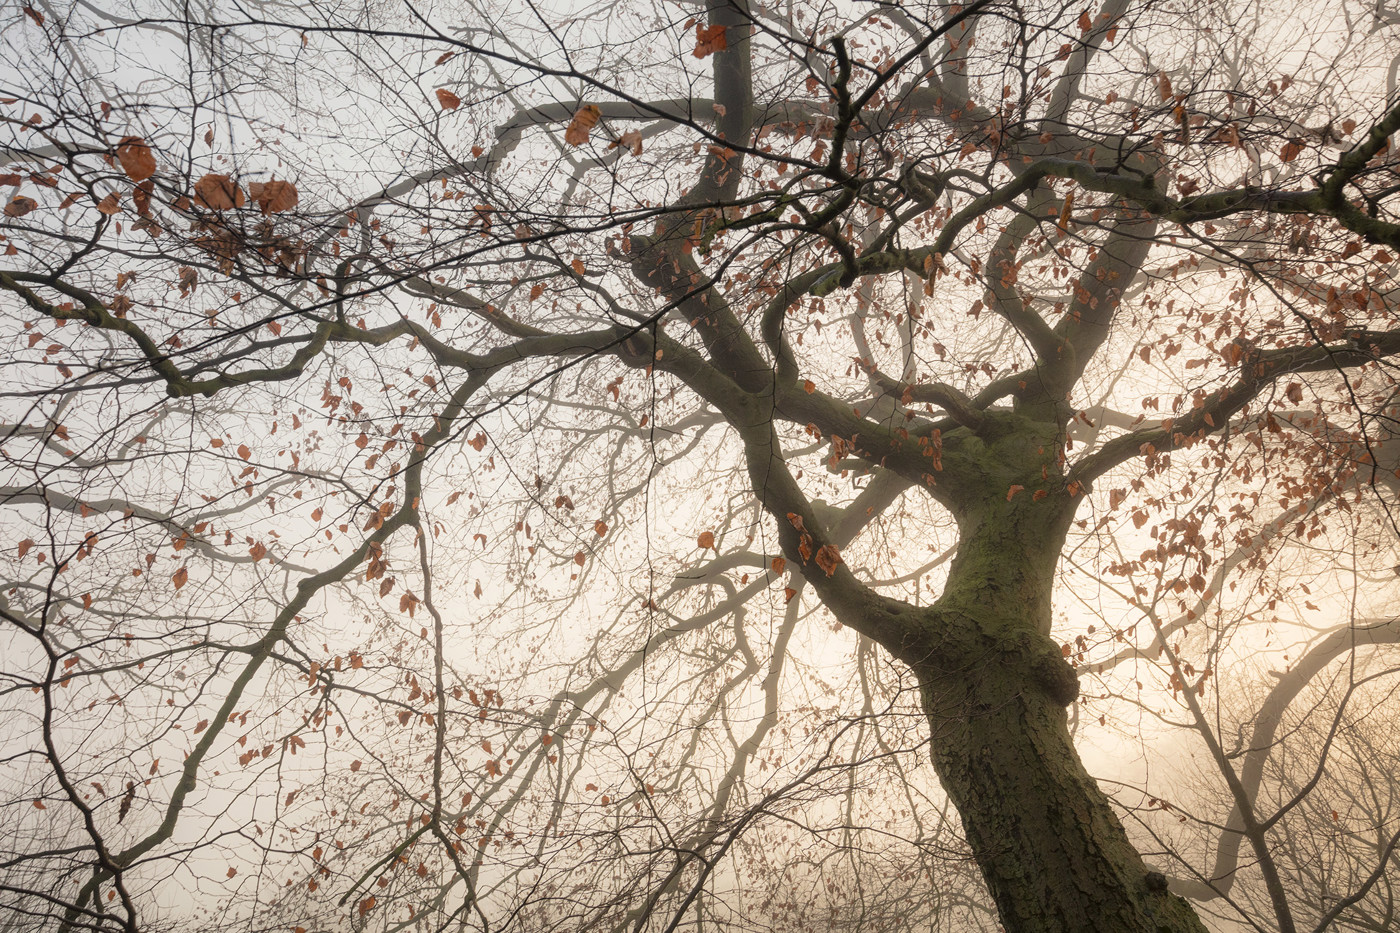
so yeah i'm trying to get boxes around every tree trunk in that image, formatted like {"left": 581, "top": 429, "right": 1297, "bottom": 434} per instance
{"left": 918, "top": 654, "right": 1206, "bottom": 933}
{"left": 912, "top": 485, "right": 1209, "bottom": 933}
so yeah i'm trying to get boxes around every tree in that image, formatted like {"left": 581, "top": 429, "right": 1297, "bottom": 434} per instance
{"left": 4, "top": 0, "right": 1400, "bottom": 931}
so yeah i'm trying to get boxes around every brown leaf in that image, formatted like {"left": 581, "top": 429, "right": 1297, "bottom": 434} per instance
{"left": 172, "top": 567, "right": 188, "bottom": 589}
{"left": 435, "top": 88, "right": 461, "bottom": 111}
{"left": 814, "top": 544, "right": 842, "bottom": 577}
{"left": 94, "top": 192, "right": 122, "bottom": 215}
{"left": 248, "top": 179, "right": 297, "bottom": 214}
{"left": 4, "top": 195, "right": 37, "bottom": 218}
{"left": 564, "top": 104, "right": 602, "bottom": 146}
{"left": 570, "top": 258, "right": 586, "bottom": 275}
{"left": 1006, "top": 484, "right": 1024, "bottom": 500}
{"left": 1280, "top": 139, "right": 1304, "bottom": 163}
{"left": 1285, "top": 382, "right": 1304, "bottom": 403}
{"left": 23, "top": 5, "right": 42, "bottom": 26}
{"left": 18, "top": 538, "right": 34, "bottom": 559}
{"left": 594, "top": 520, "right": 608, "bottom": 536}
{"left": 693, "top": 23, "right": 727, "bottom": 58}
{"left": 32, "top": 798, "right": 46, "bottom": 809}
{"left": 573, "top": 551, "right": 586, "bottom": 566}
{"left": 116, "top": 137, "right": 156, "bottom": 181}
{"left": 697, "top": 531, "right": 715, "bottom": 550}
{"left": 771, "top": 556, "right": 786, "bottom": 575}
{"left": 193, "top": 173, "right": 244, "bottom": 210}
{"left": 609, "top": 129, "right": 643, "bottom": 156}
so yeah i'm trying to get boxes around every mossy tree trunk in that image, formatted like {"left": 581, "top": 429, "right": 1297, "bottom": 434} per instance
{"left": 903, "top": 417, "right": 1208, "bottom": 933}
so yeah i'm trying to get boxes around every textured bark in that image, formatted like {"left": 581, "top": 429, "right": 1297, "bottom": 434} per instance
{"left": 918, "top": 654, "right": 1206, "bottom": 933}
{"left": 906, "top": 476, "right": 1209, "bottom": 933}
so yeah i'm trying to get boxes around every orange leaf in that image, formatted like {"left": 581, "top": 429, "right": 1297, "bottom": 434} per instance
{"left": 248, "top": 179, "right": 297, "bottom": 215}
{"left": 1078, "top": 9, "right": 1092, "bottom": 32}
{"left": 697, "top": 531, "right": 715, "bottom": 550}
{"left": 693, "top": 23, "right": 727, "bottom": 58}
{"left": 570, "top": 258, "right": 586, "bottom": 275}
{"left": 172, "top": 567, "right": 188, "bottom": 589}
{"left": 193, "top": 173, "right": 244, "bottom": 210}
{"left": 594, "top": 520, "right": 608, "bottom": 536}
{"left": 18, "top": 538, "right": 34, "bottom": 558}
{"left": 574, "top": 551, "right": 586, "bottom": 566}
{"left": 609, "top": 130, "right": 643, "bottom": 156}
{"left": 814, "top": 544, "right": 842, "bottom": 577}
{"left": 1006, "top": 484, "right": 1024, "bottom": 500}
{"left": 5, "top": 195, "right": 37, "bottom": 217}
{"left": 116, "top": 137, "right": 156, "bottom": 181}
{"left": 564, "top": 104, "right": 602, "bottom": 146}
{"left": 436, "top": 88, "right": 461, "bottom": 110}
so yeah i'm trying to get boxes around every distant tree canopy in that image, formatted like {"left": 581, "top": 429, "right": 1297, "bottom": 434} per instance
{"left": 4, "top": 2, "right": 1400, "bottom": 932}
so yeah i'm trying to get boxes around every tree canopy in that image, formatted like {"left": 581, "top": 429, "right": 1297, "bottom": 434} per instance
{"left": 4, "top": 1, "right": 1400, "bottom": 932}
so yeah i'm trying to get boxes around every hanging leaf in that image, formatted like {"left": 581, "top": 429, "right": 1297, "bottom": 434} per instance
{"left": 116, "top": 137, "right": 156, "bottom": 181}
{"left": 249, "top": 179, "right": 297, "bottom": 214}
{"left": 814, "top": 544, "right": 842, "bottom": 577}
{"left": 193, "top": 173, "right": 245, "bottom": 210}
{"left": 609, "top": 130, "right": 644, "bottom": 156}
{"left": 4, "top": 195, "right": 37, "bottom": 218}
{"left": 693, "top": 23, "right": 727, "bottom": 58}
{"left": 435, "top": 88, "right": 461, "bottom": 111}
{"left": 1157, "top": 71, "right": 1173, "bottom": 102}
{"left": 564, "top": 104, "right": 602, "bottom": 146}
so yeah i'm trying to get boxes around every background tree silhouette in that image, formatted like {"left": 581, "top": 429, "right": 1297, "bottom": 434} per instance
{"left": 4, "top": 1, "right": 1400, "bottom": 931}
